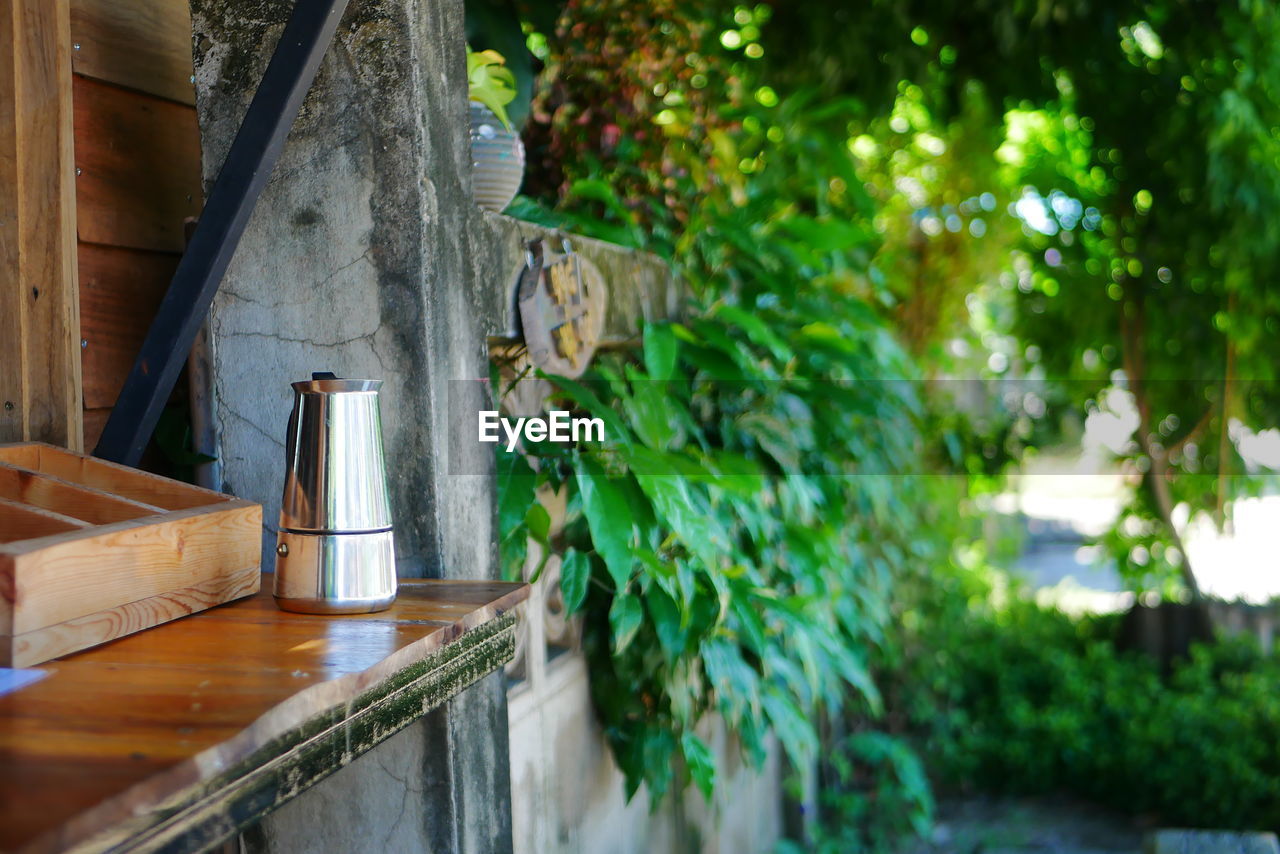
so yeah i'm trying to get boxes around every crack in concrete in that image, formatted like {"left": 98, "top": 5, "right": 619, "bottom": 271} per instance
{"left": 218, "top": 328, "right": 382, "bottom": 350}
{"left": 315, "top": 248, "right": 373, "bottom": 291}
{"left": 221, "top": 249, "right": 373, "bottom": 309}
{"left": 375, "top": 744, "right": 425, "bottom": 851}
{"left": 368, "top": 335, "right": 390, "bottom": 374}
{"left": 219, "top": 400, "right": 285, "bottom": 450}
{"left": 267, "top": 131, "right": 364, "bottom": 187}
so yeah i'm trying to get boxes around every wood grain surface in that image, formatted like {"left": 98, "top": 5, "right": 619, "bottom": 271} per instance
{"left": 76, "top": 244, "right": 179, "bottom": 410}
{"left": 68, "top": 0, "right": 204, "bottom": 440}
{"left": 0, "top": 577, "right": 530, "bottom": 854}
{"left": 0, "top": 0, "right": 84, "bottom": 450}
{"left": 69, "top": 0, "right": 196, "bottom": 106}
{"left": 0, "top": 496, "right": 89, "bottom": 543}
{"left": 0, "top": 444, "right": 261, "bottom": 666}
{"left": 81, "top": 409, "right": 109, "bottom": 452}
{"left": 0, "top": 497, "right": 260, "bottom": 637}
{"left": 0, "top": 443, "right": 225, "bottom": 511}
{"left": 0, "top": 461, "right": 162, "bottom": 525}
{"left": 72, "top": 74, "right": 201, "bottom": 253}
{"left": 3, "top": 565, "right": 261, "bottom": 667}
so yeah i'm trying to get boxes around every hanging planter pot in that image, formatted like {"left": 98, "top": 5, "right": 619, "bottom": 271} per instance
{"left": 469, "top": 101, "right": 525, "bottom": 213}
{"left": 466, "top": 46, "right": 524, "bottom": 213}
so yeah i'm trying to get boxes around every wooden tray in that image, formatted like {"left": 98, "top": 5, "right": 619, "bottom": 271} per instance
{"left": 0, "top": 442, "right": 261, "bottom": 667}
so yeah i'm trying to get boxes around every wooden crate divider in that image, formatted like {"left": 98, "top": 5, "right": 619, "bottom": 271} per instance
{"left": 0, "top": 442, "right": 262, "bottom": 666}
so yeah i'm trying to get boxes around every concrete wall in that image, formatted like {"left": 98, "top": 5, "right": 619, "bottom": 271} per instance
{"left": 191, "top": 0, "right": 489, "bottom": 579}
{"left": 187, "top": 0, "right": 779, "bottom": 850}
{"left": 508, "top": 654, "right": 784, "bottom": 854}
{"left": 190, "top": 1, "right": 508, "bottom": 851}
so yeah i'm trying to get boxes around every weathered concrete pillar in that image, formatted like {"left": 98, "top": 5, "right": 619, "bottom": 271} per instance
{"left": 189, "top": 0, "right": 509, "bottom": 850}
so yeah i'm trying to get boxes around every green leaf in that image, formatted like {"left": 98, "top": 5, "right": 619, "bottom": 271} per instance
{"left": 523, "top": 502, "right": 551, "bottom": 583}
{"left": 643, "top": 322, "right": 679, "bottom": 380}
{"left": 610, "top": 593, "right": 644, "bottom": 653}
{"left": 700, "top": 451, "right": 767, "bottom": 497}
{"left": 681, "top": 732, "right": 716, "bottom": 801}
{"left": 675, "top": 558, "right": 698, "bottom": 618}
{"left": 730, "top": 596, "right": 768, "bottom": 658}
{"left": 501, "top": 197, "right": 567, "bottom": 229}
{"left": 798, "top": 321, "right": 855, "bottom": 353}
{"left": 688, "top": 318, "right": 757, "bottom": 376}
{"left": 466, "top": 46, "right": 516, "bottom": 129}
{"left": 525, "top": 501, "right": 550, "bottom": 545}
{"left": 712, "top": 304, "right": 793, "bottom": 364}
{"left": 645, "top": 586, "right": 685, "bottom": 662}
{"left": 560, "top": 548, "right": 591, "bottom": 614}
{"left": 737, "top": 412, "right": 803, "bottom": 471}
{"left": 701, "top": 638, "right": 761, "bottom": 721}
{"left": 762, "top": 690, "right": 818, "bottom": 766}
{"left": 640, "top": 727, "right": 676, "bottom": 799}
{"left": 775, "top": 215, "right": 871, "bottom": 251}
{"left": 543, "top": 373, "right": 632, "bottom": 443}
{"left": 622, "top": 363, "right": 681, "bottom": 450}
{"left": 496, "top": 448, "right": 537, "bottom": 536}
{"left": 573, "top": 456, "right": 634, "bottom": 589}
{"left": 633, "top": 470, "right": 724, "bottom": 574}
{"left": 499, "top": 526, "right": 527, "bottom": 581}
{"left": 567, "top": 180, "right": 645, "bottom": 247}
{"left": 680, "top": 343, "right": 746, "bottom": 382}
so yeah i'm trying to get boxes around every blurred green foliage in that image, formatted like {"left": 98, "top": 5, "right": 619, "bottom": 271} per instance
{"left": 519, "top": 0, "right": 744, "bottom": 234}
{"left": 888, "top": 569, "right": 1280, "bottom": 828}
{"left": 498, "top": 95, "right": 943, "bottom": 804}
{"left": 475, "top": 0, "right": 1280, "bottom": 843}
{"left": 764, "top": 0, "right": 1280, "bottom": 593}
{"left": 781, "top": 730, "right": 934, "bottom": 854}
{"left": 491, "top": 0, "right": 957, "bottom": 815}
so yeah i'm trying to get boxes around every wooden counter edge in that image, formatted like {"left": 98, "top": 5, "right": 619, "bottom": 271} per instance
{"left": 17, "top": 578, "right": 529, "bottom": 854}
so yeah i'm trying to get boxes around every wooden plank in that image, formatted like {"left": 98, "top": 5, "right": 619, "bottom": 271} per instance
{"left": 0, "top": 497, "right": 258, "bottom": 635}
{"left": 82, "top": 407, "right": 109, "bottom": 450}
{"left": 91, "top": 0, "right": 350, "bottom": 467}
{"left": 0, "top": 755, "right": 174, "bottom": 852}
{"left": 0, "top": 443, "right": 38, "bottom": 468}
{"left": 0, "top": 444, "right": 261, "bottom": 663}
{"left": 73, "top": 74, "right": 202, "bottom": 253}
{"left": 77, "top": 243, "right": 178, "bottom": 409}
{"left": 0, "top": 0, "right": 19, "bottom": 444}
{"left": 0, "top": 441, "right": 226, "bottom": 510}
{"left": 0, "top": 0, "right": 84, "bottom": 451}
{"left": 0, "top": 460, "right": 162, "bottom": 525}
{"left": 0, "top": 496, "right": 89, "bottom": 543}
{"left": 0, "top": 578, "right": 529, "bottom": 854}
{"left": 69, "top": 0, "right": 196, "bottom": 106}
{"left": 4, "top": 564, "right": 260, "bottom": 667}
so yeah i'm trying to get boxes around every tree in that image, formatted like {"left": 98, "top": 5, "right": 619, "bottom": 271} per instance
{"left": 763, "top": 0, "right": 1280, "bottom": 594}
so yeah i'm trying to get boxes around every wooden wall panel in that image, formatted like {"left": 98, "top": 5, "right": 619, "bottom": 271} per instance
{"left": 82, "top": 408, "right": 110, "bottom": 451}
{"left": 78, "top": 243, "right": 178, "bottom": 410}
{"left": 0, "top": 0, "right": 85, "bottom": 452}
{"left": 73, "top": 74, "right": 201, "bottom": 253}
{"left": 69, "top": 0, "right": 196, "bottom": 106}
{"left": 68, "top": 0, "right": 204, "bottom": 460}
{"left": 0, "top": 1, "right": 19, "bottom": 442}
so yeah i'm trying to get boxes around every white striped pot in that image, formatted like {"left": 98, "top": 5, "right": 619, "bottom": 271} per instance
{"left": 469, "top": 102, "right": 525, "bottom": 213}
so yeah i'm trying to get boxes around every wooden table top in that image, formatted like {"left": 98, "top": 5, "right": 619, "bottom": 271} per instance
{"left": 0, "top": 576, "right": 528, "bottom": 854}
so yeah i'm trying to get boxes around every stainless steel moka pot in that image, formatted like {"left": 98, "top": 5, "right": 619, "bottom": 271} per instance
{"left": 273, "top": 374, "right": 397, "bottom": 614}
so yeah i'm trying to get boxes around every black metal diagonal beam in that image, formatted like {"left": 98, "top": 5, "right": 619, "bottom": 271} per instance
{"left": 94, "top": 0, "right": 351, "bottom": 465}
